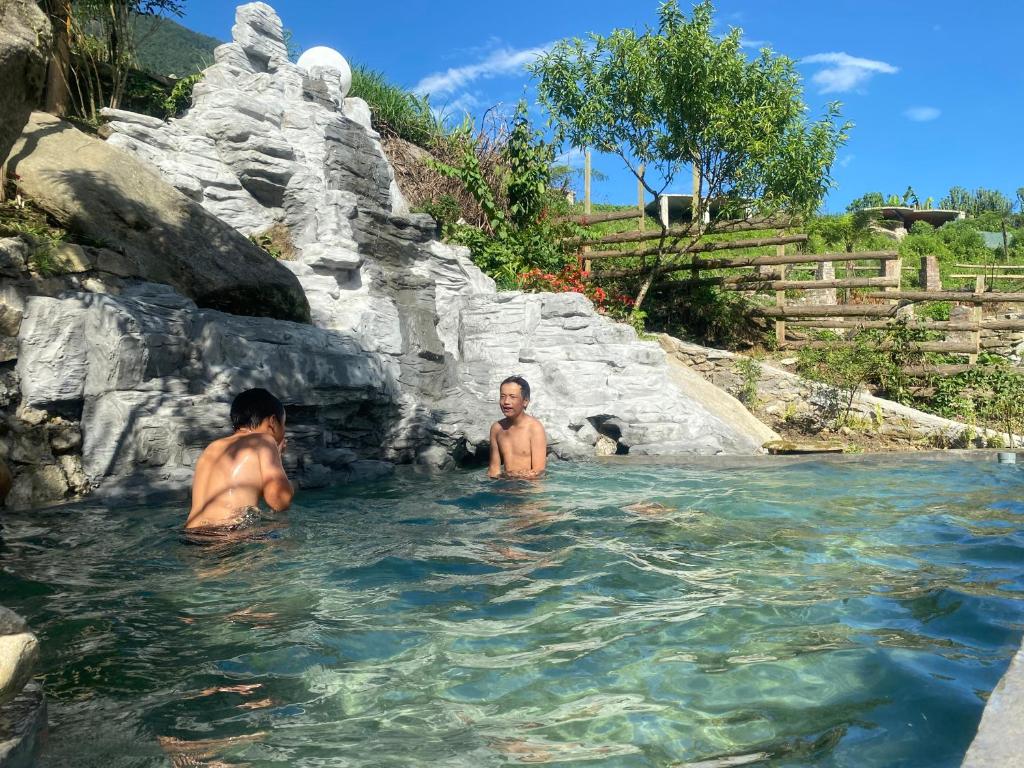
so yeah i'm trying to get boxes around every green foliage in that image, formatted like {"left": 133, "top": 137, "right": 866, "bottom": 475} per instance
{"left": 808, "top": 210, "right": 884, "bottom": 252}
{"left": 430, "top": 128, "right": 509, "bottom": 238}
{"left": 797, "top": 335, "right": 881, "bottom": 427}
{"left": 349, "top": 66, "right": 446, "bottom": 148}
{"left": 162, "top": 71, "right": 202, "bottom": 117}
{"left": 531, "top": 0, "right": 850, "bottom": 217}
{"left": 430, "top": 106, "right": 577, "bottom": 287}
{"left": 648, "top": 285, "right": 759, "bottom": 348}
{"left": 505, "top": 107, "right": 554, "bottom": 228}
{"left": 248, "top": 224, "right": 294, "bottom": 261}
{"left": 940, "top": 186, "right": 1014, "bottom": 217}
{"left": 0, "top": 200, "right": 71, "bottom": 276}
{"left": 846, "top": 191, "right": 885, "bottom": 211}
{"left": 734, "top": 356, "right": 761, "bottom": 408}
{"left": 133, "top": 12, "right": 219, "bottom": 77}
{"left": 796, "top": 322, "right": 924, "bottom": 426}
{"left": 415, "top": 194, "right": 462, "bottom": 230}
{"left": 931, "top": 362, "right": 1024, "bottom": 445}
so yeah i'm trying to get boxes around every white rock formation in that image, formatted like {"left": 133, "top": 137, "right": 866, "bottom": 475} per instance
{"left": 12, "top": 1, "right": 770, "bottom": 494}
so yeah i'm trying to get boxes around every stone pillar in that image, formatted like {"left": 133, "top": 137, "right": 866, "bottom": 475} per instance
{"left": 804, "top": 260, "right": 837, "bottom": 305}
{"left": 949, "top": 304, "right": 975, "bottom": 349}
{"left": 920, "top": 255, "right": 941, "bottom": 291}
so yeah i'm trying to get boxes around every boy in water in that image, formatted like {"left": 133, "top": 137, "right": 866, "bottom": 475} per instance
{"left": 488, "top": 375, "right": 547, "bottom": 479}
{"left": 186, "top": 388, "right": 294, "bottom": 530}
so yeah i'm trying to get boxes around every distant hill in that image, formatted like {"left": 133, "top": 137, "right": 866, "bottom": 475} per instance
{"left": 134, "top": 14, "right": 222, "bottom": 78}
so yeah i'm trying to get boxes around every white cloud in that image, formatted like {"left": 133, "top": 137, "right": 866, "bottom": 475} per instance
{"left": 904, "top": 106, "right": 941, "bottom": 122}
{"left": 838, "top": 154, "right": 854, "bottom": 168}
{"left": 444, "top": 92, "right": 481, "bottom": 116}
{"left": 740, "top": 38, "right": 770, "bottom": 50}
{"left": 413, "top": 42, "right": 553, "bottom": 98}
{"left": 555, "top": 147, "right": 585, "bottom": 167}
{"left": 801, "top": 52, "right": 898, "bottom": 93}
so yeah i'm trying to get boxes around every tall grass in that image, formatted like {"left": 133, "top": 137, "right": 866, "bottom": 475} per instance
{"left": 349, "top": 66, "right": 447, "bottom": 148}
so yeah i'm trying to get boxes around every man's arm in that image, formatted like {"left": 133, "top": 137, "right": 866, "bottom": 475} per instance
{"left": 529, "top": 420, "right": 547, "bottom": 475}
{"left": 258, "top": 436, "right": 294, "bottom": 511}
{"left": 487, "top": 422, "right": 502, "bottom": 479}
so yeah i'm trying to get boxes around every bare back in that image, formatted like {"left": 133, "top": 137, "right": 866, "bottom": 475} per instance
{"left": 187, "top": 432, "right": 288, "bottom": 529}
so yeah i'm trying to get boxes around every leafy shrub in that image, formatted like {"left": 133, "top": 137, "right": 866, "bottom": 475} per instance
{"left": 430, "top": 103, "right": 580, "bottom": 286}
{"left": 734, "top": 356, "right": 762, "bottom": 408}
{"left": 163, "top": 72, "right": 203, "bottom": 118}
{"left": 930, "top": 362, "right": 1024, "bottom": 445}
{"left": 519, "top": 264, "right": 634, "bottom": 317}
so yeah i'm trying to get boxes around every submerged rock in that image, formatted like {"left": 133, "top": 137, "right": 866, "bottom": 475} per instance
{"left": 0, "top": 608, "right": 37, "bottom": 708}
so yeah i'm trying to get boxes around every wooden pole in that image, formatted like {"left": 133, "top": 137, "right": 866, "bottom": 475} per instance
{"left": 862, "top": 291, "right": 1024, "bottom": 302}
{"left": 787, "top": 339, "right": 979, "bottom": 354}
{"left": 775, "top": 244, "right": 786, "bottom": 348}
{"left": 583, "top": 149, "right": 592, "bottom": 273}
{"left": 753, "top": 305, "right": 900, "bottom": 318}
{"left": 969, "top": 275, "right": 985, "bottom": 365}
{"left": 585, "top": 233, "right": 809, "bottom": 261}
{"left": 637, "top": 163, "right": 645, "bottom": 232}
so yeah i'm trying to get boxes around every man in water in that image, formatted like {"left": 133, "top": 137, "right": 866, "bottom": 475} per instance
{"left": 488, "top": 375, "right": 547, "bottom": 479}
{"left": 186, "top": 388, "right": 294, "bottom": 530}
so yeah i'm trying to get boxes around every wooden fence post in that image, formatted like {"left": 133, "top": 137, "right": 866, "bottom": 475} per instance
{"left": 583, "top": 149, "right": 592, "bottom": 273}
{"left": 637, "top": 163, "right": 645, "bottom": 232}
{"left": 775, "top": 244, "right": 787, "bottom": 348}
{"left": 970, "top": 275, "right": 985, "bottom": 365}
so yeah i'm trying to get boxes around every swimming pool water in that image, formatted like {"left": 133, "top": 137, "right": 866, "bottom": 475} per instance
{"left": 1, "top": 455, "right": 1022, "bottom": 767}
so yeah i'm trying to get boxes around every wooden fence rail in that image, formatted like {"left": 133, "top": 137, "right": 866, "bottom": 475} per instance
{"left": 556, "top": 200, "right": 1024, "bottom": 376}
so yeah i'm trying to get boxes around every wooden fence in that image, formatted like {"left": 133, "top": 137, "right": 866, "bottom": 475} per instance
{"left": 562, "top": 213, "right": 1024, "bottom": 375}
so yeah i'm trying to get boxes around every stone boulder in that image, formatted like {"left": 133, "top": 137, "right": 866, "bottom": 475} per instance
{"left": 16, "top": 284, "right": 398, "bottom": 492}
{"left": 8, "top": 113, "right": 311, "bottom": 323}
{"left": 0, "top": 0, "right": 50, "bottom": 165}
{"left": 0, "top": 608, "right": 37, "bottom": 708}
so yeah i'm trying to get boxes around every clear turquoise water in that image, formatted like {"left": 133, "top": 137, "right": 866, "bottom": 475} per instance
{"left": 2, "top": 455, "right": 1023, "bottom": 767}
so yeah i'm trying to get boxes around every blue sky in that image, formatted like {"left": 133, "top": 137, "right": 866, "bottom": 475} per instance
{"left": 181, "top": 1, "right": 1024, "bottom": 213}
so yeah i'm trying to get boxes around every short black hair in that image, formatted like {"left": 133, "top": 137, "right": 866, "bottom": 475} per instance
{"left": 230, "top": 388, "right": 285, "bottom": 431}
{"left": 500, "top": 375, "right": 531, "bottom": 401}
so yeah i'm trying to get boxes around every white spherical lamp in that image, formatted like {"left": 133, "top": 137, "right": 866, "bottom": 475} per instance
{"left": 297, "top": 46, "right": 352, "bottom": 99}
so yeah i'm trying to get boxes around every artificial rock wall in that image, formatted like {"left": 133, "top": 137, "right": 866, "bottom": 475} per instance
{"left": 7, "top": 2, "right": 769, "bottom": 505}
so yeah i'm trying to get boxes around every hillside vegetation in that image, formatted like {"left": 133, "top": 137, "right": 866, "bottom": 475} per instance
{"left": 134, "top": 14, "right": 221, "bottom": 77}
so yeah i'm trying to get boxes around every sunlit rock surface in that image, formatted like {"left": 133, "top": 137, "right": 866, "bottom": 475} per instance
{"left": 12, "top": 1, "right": 766, "bottom": 498}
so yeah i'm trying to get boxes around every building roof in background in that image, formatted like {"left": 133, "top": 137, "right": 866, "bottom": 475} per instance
{"left": 861, "top": 206, "right": 965, "bottom": 228}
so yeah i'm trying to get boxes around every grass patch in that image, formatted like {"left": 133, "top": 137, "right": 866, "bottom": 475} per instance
{"left": 249, "top": 223, "right": 296, "bottom": 261}
{"left": 349, "top": 67, "right": 447, "bottom": 148}
{"left": 0, "top": 198, "right": 72, "bottom": 276}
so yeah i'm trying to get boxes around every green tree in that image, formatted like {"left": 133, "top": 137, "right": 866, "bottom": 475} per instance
{"left": 940, "top": 185, "right": 972, "bottom": 212}
{"left": 530, "top": 0, "right": 849, "bottom": 312}
{"left": 940, "top": 186, "right": 1013, "bottom": 218}
{"left": 846, "top": 191, "right": 885, "bottom": 212}
{"left": 46, "top": 0, "right": 186, "bottom": 120}
{"left": 810, "top": 210, "right": 880, "bottom": 252}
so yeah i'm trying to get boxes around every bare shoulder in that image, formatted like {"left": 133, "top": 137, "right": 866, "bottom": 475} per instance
{"left": 241, "top": 432, "right": 278, "bottom": 454}
{"left": 527, "top": 415, "right": 547, "bottom": 435}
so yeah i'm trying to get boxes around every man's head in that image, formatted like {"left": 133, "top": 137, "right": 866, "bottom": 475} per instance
{"left": 231, "top": 388, "right": 285, "bottom": 442}
{"left": 499, "top": 375, "right": 531, "bottom": 419}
